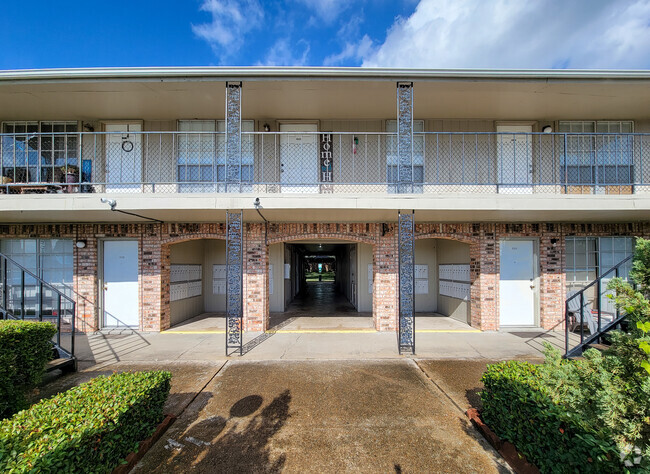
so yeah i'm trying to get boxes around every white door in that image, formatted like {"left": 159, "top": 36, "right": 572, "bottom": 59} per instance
{"left": 103, "top": 240, "right": 139, "bottom": 327}
{"left": 497, "top": 125, "right": 533, "bottom": 194}
{"left": 280, "top": 123, "right": 318, "bottom": 193}
{"left": 105, "top": 123, "right": 142, "bottom": 192}
{"left": 499, "top": 240, "right": 536, "bottom": 326}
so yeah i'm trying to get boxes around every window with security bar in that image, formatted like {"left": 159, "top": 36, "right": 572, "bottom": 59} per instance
{"left": 566, "top": 236, "right": 635, "bottom": 315}
{"left": 386, "top": 120, "right": 424, "bottom": 193}
{"left": 177, "top": 120, "right": 254, "bottom": 193}
{"left": 559, "top": 121, "right": 634, "bottom": 189}
{"left": 1, "top": 121, "right": 79, "bottom": 184}
{"left": 565, "top": 236, "right": 634, "bottom": 283}
{"left": 0, "top": 239, "right": 73, "bottom": 318}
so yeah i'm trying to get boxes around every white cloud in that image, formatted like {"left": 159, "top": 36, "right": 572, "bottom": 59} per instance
{"left": 192, "top": 0, "right": 264, "bottom": 55}
{"left": 362, "top": 0, "right": 650, "bottom": 69}
{"left": 261, "top": 38, "right": 311, "bottom": 66}
{"left": 324, "top": 35, "right": 373, "bottom": 65}
{"left": 295, "top": 0, "right": 355, "bottom": 24}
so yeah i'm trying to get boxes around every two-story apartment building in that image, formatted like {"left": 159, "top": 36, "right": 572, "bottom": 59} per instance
{"left": 0, "top": 67, "right": 649, "bottom": 350}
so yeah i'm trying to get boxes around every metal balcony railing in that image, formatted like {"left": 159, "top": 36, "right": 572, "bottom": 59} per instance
{"left": 1, "top": 131, "right": 649, "bottom": 195}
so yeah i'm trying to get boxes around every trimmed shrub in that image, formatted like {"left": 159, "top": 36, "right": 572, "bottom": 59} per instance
{"left": 481, "top": 360, "right": 621, "bottom": 473}
{"left": 0, "top": 320, "right": 57, "bottom": 418}
{"left": 0, "top": 370, "right": 172, "bottom": 473}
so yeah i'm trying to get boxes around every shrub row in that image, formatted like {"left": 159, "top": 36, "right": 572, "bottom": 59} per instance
{"left": 0, "top": 370, "right": 172, "bottom": 473}
{"left": 481, "top": 360, "right": 622, "bottom": 473}
{"left": 0, "top": 320, "right": 57, "bottom": 418}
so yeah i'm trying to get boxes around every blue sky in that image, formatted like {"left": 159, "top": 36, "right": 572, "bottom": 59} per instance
{"left": 1, "top": 0, "right": 649, "bottom": 70}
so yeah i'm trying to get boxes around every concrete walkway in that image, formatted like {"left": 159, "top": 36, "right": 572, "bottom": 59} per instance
{"left": 37, "top": 357, "right": 524, "bottom": 472}
{"left": 73, "top": 327, "right": 562, "bottom": 370}
{"left": 38, "top": 327, "right": 557, "bottom": 473}
{"left": 132, "top": 360, "right": 513, "bottom": 473}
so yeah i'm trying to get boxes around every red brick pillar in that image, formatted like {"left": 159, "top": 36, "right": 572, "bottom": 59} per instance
{"left": 373, "top": 225, "right": 398, "bottom": 331}
{"left": 540, "top": 227, "right": 564, "bottom": 330}
{"left": 141, "top": 226, "right": 164, "bottom": 331}
{"left": 244, "top": 223, "right": 268, "bottom": 332}
{"left": 74, "top": 225, "right": 98, "bottom": 332}
{"left": 471, "top": 224, "right": 498, "bottom": 330}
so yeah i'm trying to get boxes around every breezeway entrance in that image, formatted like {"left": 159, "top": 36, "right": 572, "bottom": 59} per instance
{"left": 269, "top": 240, "right": 374, "bottom": 331}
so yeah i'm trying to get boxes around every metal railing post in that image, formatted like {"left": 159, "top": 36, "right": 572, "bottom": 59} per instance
{"left": 565, "top": 299, "right": 569, "bottom": 356}
{"left": 596, "top": 277, "right": 602, "bottom": 343}
{"left": 615, "top": 266, "right": 620, "bottom": 321}
{"left": 2, "top": 257, "right": 7, "bottom": 314}
{"left": 56, "top": 294, "right": 61, "bottom": 347}
{"left": 20, "top": 270, "right": 25, "bottom": 320}
{"left": 38, "top": 281, "right": 43, "bottom": 322}
{"left": 579, "top": 291, "right": 584, "bottom": 344}
{"left": 71, "top": 301, "right": 76, "bottom": 356}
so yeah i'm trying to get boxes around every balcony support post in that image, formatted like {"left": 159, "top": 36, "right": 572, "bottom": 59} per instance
{"left": 225, "top": 210, "right": 243, "bottom": 356}
{"left": 397, "top": 82, "right": 414, "bottom": 194}
{"left": 225, "top": 82, "right": 243, "bottom": 193}
{"left": 398, "top": 210, "right": 415, "bottom": 354}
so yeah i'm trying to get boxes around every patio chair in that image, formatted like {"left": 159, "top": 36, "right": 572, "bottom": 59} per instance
{"left": 566, "top": 290, "right": 597, "bottom": 334}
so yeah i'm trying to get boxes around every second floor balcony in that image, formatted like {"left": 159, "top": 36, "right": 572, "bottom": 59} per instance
{"left": 2, "top": 129, "right": 649, "bottom": 197}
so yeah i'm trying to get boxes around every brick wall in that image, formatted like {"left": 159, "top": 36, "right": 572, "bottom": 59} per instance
{"left": 1, "top": 221, "right": 648, "bottom": 333}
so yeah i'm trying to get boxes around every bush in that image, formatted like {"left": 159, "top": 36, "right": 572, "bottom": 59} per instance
{"left": 481, "top": 360, "right": 621, "bottom": 473}
{"left": 0, "top": 320, "right": 57, "bottom": 418}
{"left": 0, "top": 370, "right": 172, "bottom": 473}
{"left": 480, "top": 239, "right": 650, "bottom": 471}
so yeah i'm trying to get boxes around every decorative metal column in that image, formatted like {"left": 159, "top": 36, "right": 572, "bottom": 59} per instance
{"left": 397, "top": 82, "right": 414, "bottom": 194}
{"left": 225, "top": 82, "right": 242, "bottom": 192}
{"left": 226, "top": 210, "right": 243, "bottom": 355}
{"left": 398, "top": 210, "right": 415, "bottom": 354}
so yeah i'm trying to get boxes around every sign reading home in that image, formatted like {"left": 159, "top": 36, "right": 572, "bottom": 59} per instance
{"left": 319, "top": 134, "right": 333, "bottom": 182}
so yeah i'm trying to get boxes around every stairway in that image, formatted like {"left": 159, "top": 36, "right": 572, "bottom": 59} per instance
{"left": 564, "top": 255, "right": 632, "bottom": 359}
{"left": 0, "top": 252, "right": 77, "bottom": 373}
{"left": 564, "top": 255, "right": 633, "bottom": 359}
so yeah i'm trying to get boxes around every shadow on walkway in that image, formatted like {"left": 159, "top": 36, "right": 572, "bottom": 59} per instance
{"left": 154, "top": 391, "right": 291, "bottom": 473}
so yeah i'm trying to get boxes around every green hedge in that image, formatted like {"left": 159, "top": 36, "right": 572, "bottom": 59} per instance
{"left": 0, "top": 320, "right": 57, "bottom": 418}
{"left": 0, "top": 370, "right": 172, "bottom": 473}
{"left": 481, "top": 361, "right": 621, "bottom": 473}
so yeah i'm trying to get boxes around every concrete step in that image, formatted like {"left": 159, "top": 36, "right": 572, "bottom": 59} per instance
{"left": 46, "top": 357, "right": 76, "bottom": 373}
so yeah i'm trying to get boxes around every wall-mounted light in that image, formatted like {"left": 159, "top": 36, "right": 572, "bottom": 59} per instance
{"left": 542, "top": 125, "right": 553, "bottom": 134}
{"left": 75, "top": 240, "right": 87, "bottom": 249}
{"left": 83, "top": 123, "right": 95, "bottom": 132}
{"left": 263, "top": 123, "right": 271, "bottom": 132}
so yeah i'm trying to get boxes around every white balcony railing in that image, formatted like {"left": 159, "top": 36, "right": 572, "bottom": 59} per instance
{"left": 1, "top": 131, "right": 648, "bottom": 195}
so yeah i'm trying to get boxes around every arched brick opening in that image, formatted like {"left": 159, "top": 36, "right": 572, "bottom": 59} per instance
{"left": 268, "top": 232, "right": 381, "bottom": 330}
{"left": 160, "top": 235, "right": 227, "bottom": 331}
{"left": 413, "top": 235, "right": 479, "bottom": 328}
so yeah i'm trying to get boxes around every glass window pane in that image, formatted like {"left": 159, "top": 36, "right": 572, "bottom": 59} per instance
{"left": 614, "top": 238, "right": 626, "bottom": 251}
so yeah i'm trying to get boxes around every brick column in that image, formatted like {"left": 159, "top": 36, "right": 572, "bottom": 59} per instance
{"left": 243, "top": 223, "right": 268, "bottom": 332}
{"left": 471, "top": 224, "right": 498, "bottom": 330}
{"left": 141, "top": 226, "right": 164, "bottom": 331}
{"left": 373, "top": 225, "right": 398, "bottom": 331}
{"left": 540, "top": 226, "right": 564, "bottom": 330}
{"left": 74, "top": 225, "right": 98, "bottom": 332}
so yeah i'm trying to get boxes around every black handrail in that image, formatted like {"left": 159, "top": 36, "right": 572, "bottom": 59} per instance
{"left": 565, "top": 254, "right": 633, "bottom": 357}
{"left": 0, "top": 251, "right": 76, "bottom": 358}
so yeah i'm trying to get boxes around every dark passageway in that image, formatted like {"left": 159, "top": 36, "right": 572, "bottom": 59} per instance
{"left": 269, "top": 241, "right": 374, "bottom": 331}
